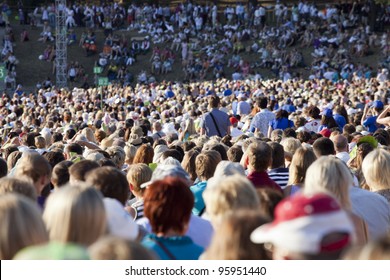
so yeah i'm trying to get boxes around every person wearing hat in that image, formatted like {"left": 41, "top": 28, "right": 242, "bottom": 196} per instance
{"left": 251, "top": 193, "right": 356, "bottom": 260}
{"left": 229, "top": 116, "right": 243, "bottom": 138}
{"left": 361, "top": 100, "right": 385, "bottom": 133}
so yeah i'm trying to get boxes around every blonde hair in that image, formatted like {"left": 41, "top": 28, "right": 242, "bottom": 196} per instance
{"left": 362, "top": 149, "right": 390, "bottom": 192}
{"left": 304, "top": 156, "right": 353, "bottom": 209}
{"left": 0, "top": 177, "right": 37, "bottom": 201}
{"left": 288, "top": 147, "right": 317, "bottom": 185}
{"left": 82, "top": 127, "right": 96, "bottom": 143}
{"left": 43, "top": 184, "right": 106, "bottom": 246}
{"left": 281, "top": 137, "right": 302, "bottom": 157}
{"left": 13, "top": 152, "right": 51, "bottom": 184}
{"left": 202, "top": 210, "right": 269, "bottom": 260}
{"left": 126, "top": 163, "right": 152, "bottom": 196}
{"left": 35, "top": 136, "right": 46, "bottom": 149}
{"left": 0, "top": 194, "right": 48, "bottom": 259}
{"left": 89, "top": 236, "right": 155, "bottom": 260}
{"left": 124, "top": 144, "right": 137, "bottom": 164}
{"left": 204, "top": 175, "right": 260, "bottom": 226}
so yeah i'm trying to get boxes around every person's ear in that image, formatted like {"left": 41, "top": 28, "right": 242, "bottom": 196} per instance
{"left": 129, "top": 183, "right": 134, "bottom": 191}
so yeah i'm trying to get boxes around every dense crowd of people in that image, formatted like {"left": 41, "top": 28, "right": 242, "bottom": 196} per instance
{"left": 0, "top": 0, "right": 390, "bottom": 261}
{"left": 0, "top": 70, "right": 389, "bottom": 259}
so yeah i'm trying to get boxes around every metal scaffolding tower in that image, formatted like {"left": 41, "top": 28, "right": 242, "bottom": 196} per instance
{"left": 55, "top": 0, "right": 67, "bottom": 88}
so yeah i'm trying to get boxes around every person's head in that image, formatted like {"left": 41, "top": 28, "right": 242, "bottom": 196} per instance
{"left": 208, "top": 95, "right": 220, "bottom": 109}
{"left": 288, "top": 147, "right": 317, "bottom": 186}
{"left": 181, "top": 149, "right": 200, "bottom": 182}
{"left": 312, "top": 137, "right": 335, "bottom": 157}
{"left": 6, "top": 151, "right": 22, "bottom": 171}
{"left": 132, "top": 144, "right": 154, "bottom": 165}
{"left": 68, "top": 160, "right": 99, "bottom": 183}
{"left": 362, "top": 149, "right": 390, "bottom": 192}
{"left": 13, "top": 152, "right": 52, "bottom": 195}
{"left": 268, "top": 142, "right": 285, "bottom": 169}
{"left": 35, "top": 136, "right": 46, "bottom": 149}
{"left": 195, "top": 150, "right": 221, "bottom": 181}
{"left": 251, "top": 193, "right": 355, "bottom": 260}
{"left": 308, "top": 106, "right": 321, "bottom": 119}
{"left": 89, "top": 236, "right": 156, "bottom": 260}
{"left": 0, "top": 177, "right": 37, "bottom": 201}
{"left": 51, "top": 161, "right": 73, "bottom": 188}
{"left": 256, "top": 97, "right": 268, "bottom": 109}
{"left": 246, "top": 142, "right": 272, "bottom": 172}
{"left": 204, "top": 175, "right": 260, "bottom": 227}
{"left": 213, "top": 161, "right": 245, "bottom": 178}
{"left": 0, "top": 157, "right": 7, "bottom": 178}
{"left": 126, "top": 163, "right": 153, "bottom": 198}
{"left": 304, "top": 156, "right": 353, "bottom": 209}
{"left": 106, "top": 146, "right": 126, "bottom": 169}
{"left": 227, "top": 145, "right": 243, "bottom": 162}
{"left": 332, "top": 134, "right": 349, "bottom": 153}
{"left": 0, "top": 194, "right": 48, "bottom": 259}
{"left": 124, "top": 144, "right": 137, "bottom": 165}
{"left": 256, "top": 188, "right": 284, "bottom": 220}
{"left": 86, "top": 166, "right": 130, "bottom": 206}
{"left": 143, "top": 177, "right": 194, "bottom": 235}
{"left": 280, "top": 137, "right": 301, "bottom": 163}
{"left": 43, "top": 184, "right": 106, "bottom": 246}
{"left": 64, "top": 143, "right": 83, "bottom": 159}
{"left": 43, "top": 151, "right": 66, "bottom": 168}
{"left": 203, "top": 210, "right": 269, "bottom": 260}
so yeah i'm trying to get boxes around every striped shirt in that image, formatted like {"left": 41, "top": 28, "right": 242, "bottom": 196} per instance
{"left": 268, "top": 168, "right": 289, "bottom": 189}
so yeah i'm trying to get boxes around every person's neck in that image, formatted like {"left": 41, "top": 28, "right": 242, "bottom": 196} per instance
{"left": 156, "top": 229, "right": 184, "bottom": 238}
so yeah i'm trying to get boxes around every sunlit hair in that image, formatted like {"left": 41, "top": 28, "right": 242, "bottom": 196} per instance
{"left": 204, "top": 175, "right": 260, "bottom": 226}
{"left": 0, "top": 194, "right": 48, "bottom": 259}
{"left": 181, "top": 149, "right": 200, "bottom": 182}
{"left": 288, "top": 147, "right": 317, "bottom": 185}
{"left": 133, "top": 144, "right": 154, "bottom": 165}
{"left": 43, "top": 184, "right": 106, "bottom": 246}
{"left": 362, "top": 149, "right": 390, "bottom": 192}
{"left": 126, "top": 163, "right": 152, "bottom": 197}
{"left": 304, "top": 156, "right": 353, "bottom": 209}
{"left": 0, "top": 177, "right": 37, "bottom": 201}
{"left": 203, "top": 210, "right": 269, "bottom": 260}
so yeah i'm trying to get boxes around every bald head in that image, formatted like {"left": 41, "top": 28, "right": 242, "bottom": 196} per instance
{"left": 332, "top": 134, "right": 348, "bottom": 153}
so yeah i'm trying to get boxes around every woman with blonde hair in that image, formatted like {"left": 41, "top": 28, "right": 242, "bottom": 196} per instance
{"left": 304, "top": 156, "right": 368, "bottom": 245}
{"left": 202, "top": 210, "right": 269, "bottom": 260}
{"left": 284, "top": 147, "right": 317, "bottom": 196}
{"left": 362, "top": 149, "right": 390, "bottom": 202}
{"left": 203, "top": 174, "right": 260, "bottom": 227}
{"left": 0, "top": 194, "right": 49, "bottom": 259}
{"left": 43, "top": 184, "right": 106, "bottom": 246}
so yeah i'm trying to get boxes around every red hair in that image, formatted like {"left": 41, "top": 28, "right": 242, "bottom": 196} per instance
{"left": 143, "top": 177, "right": 194, "bottom": 235}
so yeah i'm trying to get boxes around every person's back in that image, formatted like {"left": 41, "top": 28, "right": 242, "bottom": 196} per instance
{"left": 349, "top": 186, "right": 390, "bottom": 240}
{"left": 201, "top": 96, "right": 230, "bottom": 137}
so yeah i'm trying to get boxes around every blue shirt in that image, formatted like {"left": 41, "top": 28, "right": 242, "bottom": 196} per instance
{"left": 142, "top": 234, "right": 204, "bottom": 260}
{"left": 190, "top": 181, "right": 207, "bottom": 216}
{"left": 363, "top": 116, "right": 384, "bottom": 133}
{"left": 269, "top": 118, "right": 293, "bottom": 130}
